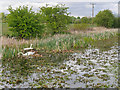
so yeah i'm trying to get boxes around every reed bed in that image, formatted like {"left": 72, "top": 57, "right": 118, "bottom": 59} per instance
{"left": 37, "top": 31, "right": 117, "bottom": 50}
{"left": 2, "top": 31, "right": 118, "bottom": 60}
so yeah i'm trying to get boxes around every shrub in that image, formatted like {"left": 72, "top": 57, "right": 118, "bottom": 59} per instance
{"left": 39, "top": 4, "right": 70, "bottom": 35}
{"left": 7, "top": 5, "right": 44, "bottom": 39}
{"left": 94, "top": 9, "right": 114, "bottom": 28}
{"left": 80, "top": 17, "right": 89, "bottom": 24}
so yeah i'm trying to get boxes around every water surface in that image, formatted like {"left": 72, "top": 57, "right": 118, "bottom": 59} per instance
{"left": 0, "top": 37, "right": 118, "bottom": 88}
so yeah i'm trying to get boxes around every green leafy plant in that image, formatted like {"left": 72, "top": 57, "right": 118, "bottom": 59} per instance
{"left": 80, "top": 17, "right": 91, "bottom": 24}
{"left": 7, "top": 5, "right": 44, "bottom": 39}
{"left": 39, "top": 4, "right": 70, "bottom": 35}
{"left": 94, "top": 9, "right": 114, "bottom": 28}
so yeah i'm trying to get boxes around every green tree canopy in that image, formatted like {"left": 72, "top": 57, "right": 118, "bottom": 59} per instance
{"left": 94, "top": 9, "right": 114, "bottom": 28}
{"left": 77, "top": 16, "right": 80, "bottom": 19}
{"left": 39, "top": 4, "right": 70, "bottom": 34}
{"left": 80, "top": 17, "right": 89, "bottom": 24}
{"left": 68, "top": 16, "right": 76, "bottom": 24}
{"left": 7, "top": 5, "right": 44, "bottom": 39}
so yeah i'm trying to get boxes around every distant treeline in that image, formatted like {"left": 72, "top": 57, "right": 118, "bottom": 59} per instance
{"left": 70, "top": 10, "right": 120, "bottom": 28}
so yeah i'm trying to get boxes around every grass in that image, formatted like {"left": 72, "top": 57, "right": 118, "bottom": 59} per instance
{"left": 1, "top": 22, "right": 118, "bottom": 60}
{"left": 1, "top": 28, "right": 118, "bottom": 88}
{"left": 68, "top": 23, "right": 90, "bottom": 31}
{"left": 2, "top": 30, "right": 118, "bottom": 60}
{"left": 37, "top": 31, "right": 117, "bottom": 50}
{"left": 0, "top": 23, "right": 13, "bottom": 37}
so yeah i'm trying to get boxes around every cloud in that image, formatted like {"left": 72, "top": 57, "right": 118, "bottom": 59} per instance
{"left": 11, "top": 2, "right": 58, "bottom": 12}
{"left": 0, "top": 0, "right": 58, "bottom": 13}
{"left": 0, "top": 0, "right": 118, "bottom": 17}
{"left": 66, "top": 2, "right": 118, "bottom": 17}
{"left": 94, "top": 2, "right": 118, "bottom": 15}
{"left": 109, "top": 3, "right": 118, "bottom": 14}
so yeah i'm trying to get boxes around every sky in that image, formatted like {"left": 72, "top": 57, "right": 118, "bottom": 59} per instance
{"left": 0, "top": 0, "right": 120, "bottom": 18}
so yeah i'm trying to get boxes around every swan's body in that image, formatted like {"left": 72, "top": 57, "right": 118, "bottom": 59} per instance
{"left": 18, "top": 51, "right": 35, "bottom": 56}
{"left": 24, "top": 44, "right": 33, "bottom": 51}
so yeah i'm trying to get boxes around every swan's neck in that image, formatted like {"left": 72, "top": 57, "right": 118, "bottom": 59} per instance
{"left": 30, "top": 44, "right": 33, "bottom": 48}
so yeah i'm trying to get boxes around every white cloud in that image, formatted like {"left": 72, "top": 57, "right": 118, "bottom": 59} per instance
{"left": 109, "top": 3, "right": 118, "bottom": 14}
{"left": 0, "top": 0, "right": 59, "bottom": 14}
{"left": 97, "top": 3, "right": 118, "bottom": 14}
{"left": 85, "top": 4, "right": 92, "bottom": 8}
{"left": 11, "top": 2, "right": 58, "bottom": 10}
{"left": 0, "top": 0, "right": 119, "bottom": 17}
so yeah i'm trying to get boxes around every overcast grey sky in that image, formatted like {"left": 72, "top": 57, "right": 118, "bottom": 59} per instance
{"left": 0, "top": 0, "right": 119, "bottom": 17}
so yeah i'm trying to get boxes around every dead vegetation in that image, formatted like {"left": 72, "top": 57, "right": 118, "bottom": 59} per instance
{"left": 69, "top": 27, "right": 118, "bottom": 34}
{"left": 1, "top": 27, "right": 118, "bottom": 47}
{"left": 1, "top": 36, "right": 38, "bottom": 47}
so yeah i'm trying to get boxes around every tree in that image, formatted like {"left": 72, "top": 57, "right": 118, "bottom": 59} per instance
{"left": 77, "top": 16, "right": 80, "bottom": 19}
{"left": 1, "top": 13, "right": 7, "bottom": 23}
{"left": 68, "top": 16, "right": 76, "bottom": 24}
{"left": 39, "top": 4, "right": 70, "bottom": 34}
{"left": 7, "top": 5, "right": 44, "bottom": 39}
{"left": 94, "top": 9, "right": 114, "bottom": 28}
{"left": 80, "top": 17, "right": 89, "bottom": 24}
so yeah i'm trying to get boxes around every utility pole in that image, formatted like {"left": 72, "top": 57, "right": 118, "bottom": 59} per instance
{"left": 90, "top": 3, "right": 95, "bottom": 25}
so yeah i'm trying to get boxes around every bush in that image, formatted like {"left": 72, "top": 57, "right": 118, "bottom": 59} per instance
{"left": 7, "top": 5, "right": 44, "bottom": 39}
{"left": 80, "top": 17, "right": 89, "bottom": 24}
{"left": 39, "top": 4, "right": 70, "bottom": 35}
{"left": 94, "top": 9, "right": 114, "bottom": 28}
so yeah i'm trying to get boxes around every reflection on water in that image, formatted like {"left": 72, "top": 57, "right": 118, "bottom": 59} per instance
{"left": 0, "top": 42, "right": 118, "bottom": 88}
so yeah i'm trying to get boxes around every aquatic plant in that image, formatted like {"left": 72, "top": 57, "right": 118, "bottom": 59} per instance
{"left": 2, "top": 31, "right": 117, "bottom": 60}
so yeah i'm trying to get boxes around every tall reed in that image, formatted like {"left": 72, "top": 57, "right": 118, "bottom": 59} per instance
{"left": 2, "top": 31, "right": 117, "bottom": 60}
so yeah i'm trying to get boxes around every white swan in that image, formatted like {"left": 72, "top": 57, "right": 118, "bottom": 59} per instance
{"left": 18, "top": 51, "right": 35, "bottom": 56}
{"left": 24, "top": 44, "right": 33, "bottom": 51}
